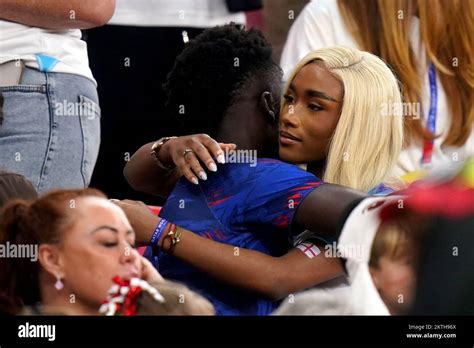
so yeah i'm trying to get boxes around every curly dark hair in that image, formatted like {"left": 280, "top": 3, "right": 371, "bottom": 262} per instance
{"left": 163, "top": 24, "right": 281, "bottom": 136}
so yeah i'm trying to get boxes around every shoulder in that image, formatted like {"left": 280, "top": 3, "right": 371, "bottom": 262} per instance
{"left": 300, "top": 0, "right": 341, "bottom": 18}
{"left": 296, "top": 0, "right": 348, "bottom": 31}
{"left": 214, "top": 158, "right": 314, "bottom": 178}
{"left": 254, "top": 158, "right": 309, "bottom": 172}
{"left": 289, "top": 0, "right": 342, "bottom": 36}
{"left": 252, "top": 159, "right": 318, "bottom": 182}
{"left": 300, "top": 0, "right": 357, "bottom": 43}
{"left": 281, "top": 0, "right": 357, "bottom": 79}
{"left": 210, "top": 159, "right": 323, "bottom": 208}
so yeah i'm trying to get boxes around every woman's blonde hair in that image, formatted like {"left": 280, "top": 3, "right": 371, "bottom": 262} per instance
{"left": 369, "top": 222, "right": 411, "bottom": 269}
{"left": 338, "top": 0, "right": 474, "bottom": 147}
{"left": 282, "top": 46, "right": 404, "bottom": 191}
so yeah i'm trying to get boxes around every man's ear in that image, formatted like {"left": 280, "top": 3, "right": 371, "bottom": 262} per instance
{"left": 38, "top": 244, "right": 64, "bottom": 279}
{"left": 260, "top": 91, "right": 277, "bottom": 122}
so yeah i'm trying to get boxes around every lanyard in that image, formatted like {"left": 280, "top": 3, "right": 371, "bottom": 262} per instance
{"left": 421, "top": 63, "right": 438, "bottom": 167}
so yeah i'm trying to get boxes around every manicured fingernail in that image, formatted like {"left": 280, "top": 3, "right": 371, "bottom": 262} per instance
{"left": 198, "top": 171, "right": 207, "bottom": 180}
{"left": 208, "top": 163, "right": 217, "bottom": 172}
{"left": 191, "top": 177, "right": 199, "bottom": 185}
{"left": 217, "top": 154, "right": 225, "bottom": 164}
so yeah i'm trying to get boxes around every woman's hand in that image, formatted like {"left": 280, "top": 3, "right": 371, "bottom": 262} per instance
{"left": 159, "top": 134, "right": 236, "bottom": 185}
{"left": 140, "top": 256, "right": 164, "bottom": 283}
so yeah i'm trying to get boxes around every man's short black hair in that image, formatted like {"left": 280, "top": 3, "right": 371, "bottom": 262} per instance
{"left": 163, "top": 24, "right": 280, "bottom": 135}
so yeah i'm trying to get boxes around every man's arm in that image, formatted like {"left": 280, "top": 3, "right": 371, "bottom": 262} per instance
{"left": 293, "top": 184, "right": 368, "bottom": 239}
{"left": 0, "top": 0, "right": 116, "bottom": 29}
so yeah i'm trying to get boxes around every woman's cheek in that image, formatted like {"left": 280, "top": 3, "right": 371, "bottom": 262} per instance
{"left": 80, "top": 249, "right": 119, "bottom": 282}
{"left": 91, "top": 260, "right": 120, "bottom": 296}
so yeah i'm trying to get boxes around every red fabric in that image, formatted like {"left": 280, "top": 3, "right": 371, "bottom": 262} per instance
{"left": 380, "top": 182, "right": 474, "bottom": 220}
{"left": 246, "top": 10, "right": 265, "bottom": 31}
{"left": 148, "top": 205, "right": 162, "bottom": 215}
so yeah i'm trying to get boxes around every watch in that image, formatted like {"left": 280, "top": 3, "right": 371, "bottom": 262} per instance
{"left": 150, "top": 137, "right": 177, "bottom": 170}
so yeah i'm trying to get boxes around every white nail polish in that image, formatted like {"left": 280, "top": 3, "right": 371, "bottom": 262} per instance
{"left": 191, "top": 178, "right": 199, "bottom": 185}
{"left": 217, "top": 154, "right": 225, "bottom": 164}
{"left": 199, "top": 171, "right": 207, "bottom": 180}
{"left": 209, "top": 163, "right": 217, "bottom": 172}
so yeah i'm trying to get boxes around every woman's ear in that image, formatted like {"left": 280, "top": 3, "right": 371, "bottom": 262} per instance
{"left": 38, "top": 244, "right": 64, "bottom": 279}
{"left": 260, "top": 91, "right": 278, "bottom": 122}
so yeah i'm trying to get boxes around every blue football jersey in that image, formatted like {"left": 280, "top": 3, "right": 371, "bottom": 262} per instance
{"left": 145, "top": 158, "right": 323, "bottom": 315}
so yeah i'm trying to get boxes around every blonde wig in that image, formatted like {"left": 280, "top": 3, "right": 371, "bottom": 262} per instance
{"left": 282, "top": 46, "right": 404, "bottom": 191}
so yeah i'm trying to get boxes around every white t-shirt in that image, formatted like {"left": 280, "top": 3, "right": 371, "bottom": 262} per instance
{"left": 273, "top": 196, "right": 400, "bottom": 315}
{"left": 109, "top": 0, "right": 246, "bottom": 28}
{"left": 280, "top": 0, "right": 474, "bottom": 178}
{"left": 0, "top": 20, "right": 95, "bottom": 84}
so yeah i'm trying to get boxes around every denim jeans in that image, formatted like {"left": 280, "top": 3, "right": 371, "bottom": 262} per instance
{"left": 0, "top": 67, "right": 100, "bottom": 193}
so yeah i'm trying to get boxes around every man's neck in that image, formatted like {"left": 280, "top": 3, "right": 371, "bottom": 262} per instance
{"left": 215, "top": 122, "right": 275, "bottom": 158}
{"left": 307, "top": 160, "right": 326, "bottom": 179}
{"left": 214, "top": 91, "right": 279, "bottom": 158}
{"left": 216, "top": 130, "right": 278, "bottom": 159}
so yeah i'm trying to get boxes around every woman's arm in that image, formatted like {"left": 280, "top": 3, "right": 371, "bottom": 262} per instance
{"left": 294, "top": 183, "right": 368, "bottom": 239}
{"left": 123, "top": 135, "right": 236, "bottom": 198}
{"left": 114, "top": 199, "right": 344, "bottom": 300}
{"left": 169, "top": 230, "right": 344, "bottom": 300}
{"left": 123, "top": 141, "right": 181, "bottom": 197}
{"left": 0, "top": 0, "right": 116, "bottom": 29}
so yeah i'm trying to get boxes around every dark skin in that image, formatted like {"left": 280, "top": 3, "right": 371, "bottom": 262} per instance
{"left": 280, "top": 62, "right": 343, "bottom": 177}
{"left": 121, "top": 65, "right": 366, "bottom": 300}
{"left": 123, "top": 77, "right": 279, "bottom": 196}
